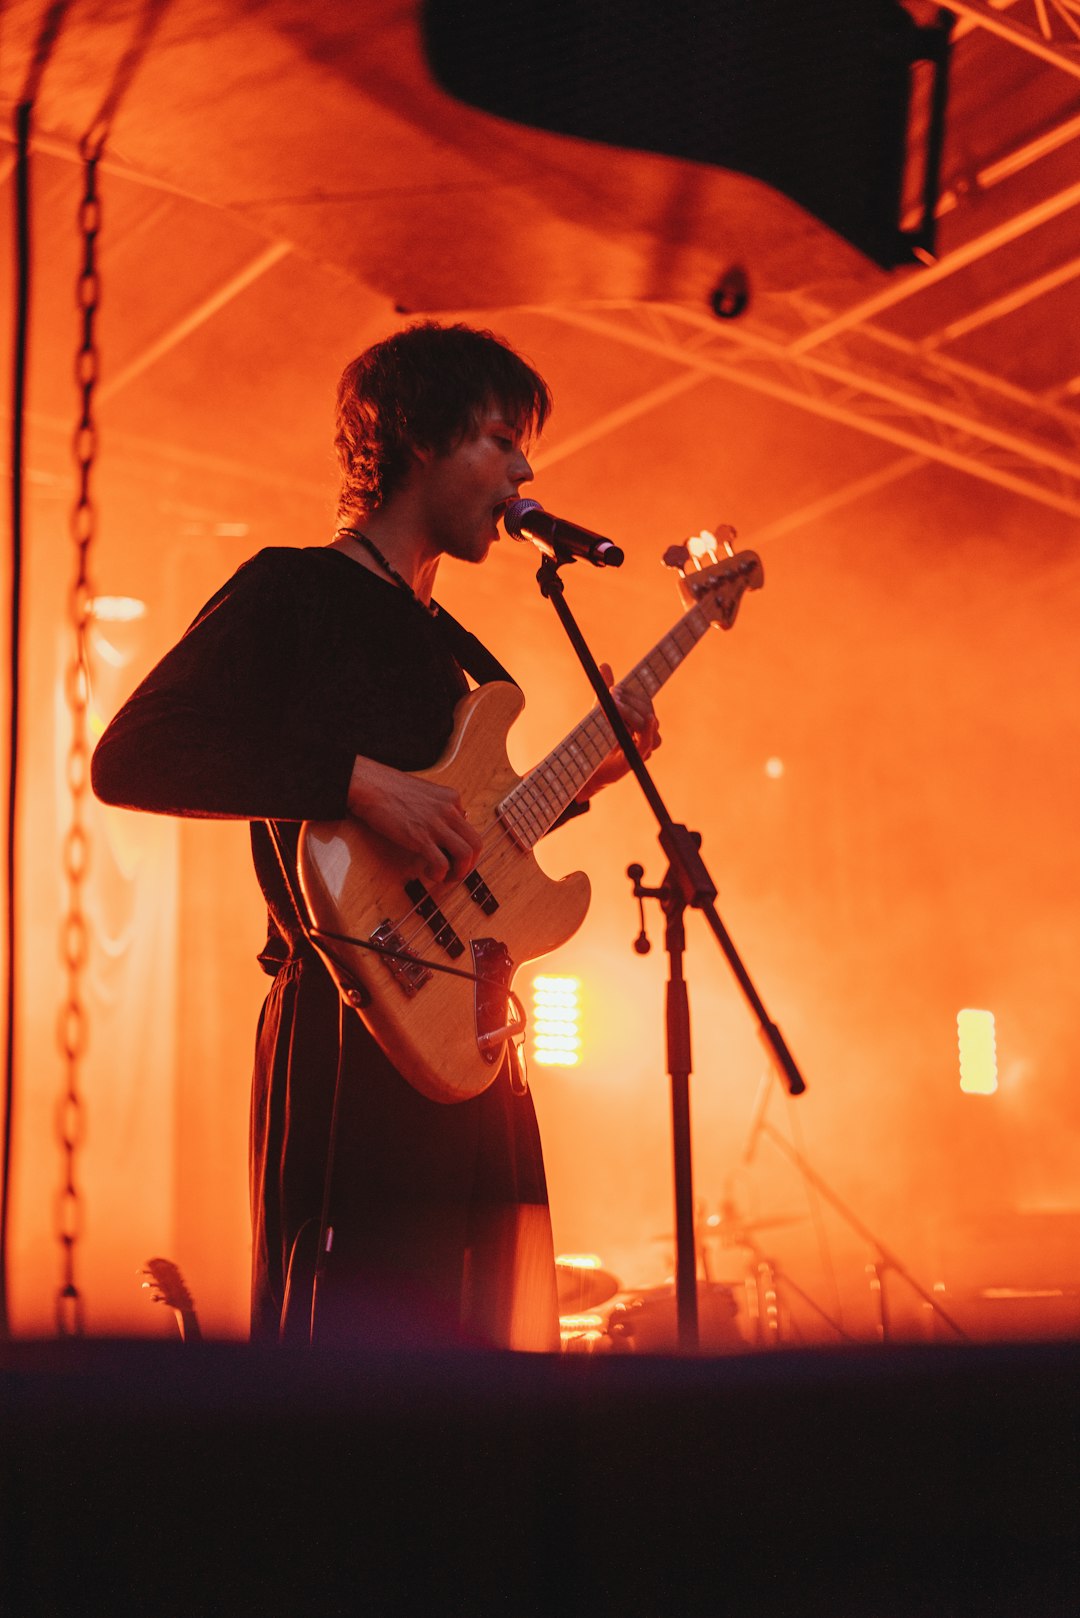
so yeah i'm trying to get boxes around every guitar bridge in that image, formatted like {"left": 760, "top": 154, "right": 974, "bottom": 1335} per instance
{"left": 370, "top": 919, "right": 432, "bottom": 997}
{"left": 472, "top": 937, "right": 522, "bottom": 1062}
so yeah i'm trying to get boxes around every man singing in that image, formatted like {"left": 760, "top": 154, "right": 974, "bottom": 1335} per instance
{"left": 92, "top": 322, "right": 658, "bottom": 1350}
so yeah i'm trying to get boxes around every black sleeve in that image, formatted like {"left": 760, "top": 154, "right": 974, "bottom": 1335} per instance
{"left": 551, "top": 799, "right": 590, "bottom": 831}
{"left": 91, "top": 550, "right": 356, "bottom": 822}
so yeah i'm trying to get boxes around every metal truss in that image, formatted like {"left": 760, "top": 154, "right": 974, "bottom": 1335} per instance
{"left": 791, "top": 169, "right": 1080, "bottom": 353}
{"left": 539, "top": 299, "right": 1080, "bottom": 518}
{"left": 789, "top": 8, "right": 1080, "bottom": 406}
{"left": 940, "top": 2, "right": 1080, "bottom": 80}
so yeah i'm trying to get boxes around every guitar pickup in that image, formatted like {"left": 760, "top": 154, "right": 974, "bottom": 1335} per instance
{"left": 464, "top": 869, "right": 499, "bottom": 916}
{"left": 404, "top": 879, "right": 465, "bottom": 959}
{"left": 436, "top": 925, "right": 465, "bottom": 958}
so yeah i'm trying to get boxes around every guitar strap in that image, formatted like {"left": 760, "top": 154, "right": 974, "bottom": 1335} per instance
{"left": 429, "top": 601, "right": 518, "bottom": 688}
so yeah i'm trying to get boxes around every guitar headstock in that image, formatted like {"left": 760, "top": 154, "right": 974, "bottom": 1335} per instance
{"left": 663, "top": 527, "right": 764, "bottom": 630}
{"left": 141, "top": 1256, "right": 195, "bottom": 1316}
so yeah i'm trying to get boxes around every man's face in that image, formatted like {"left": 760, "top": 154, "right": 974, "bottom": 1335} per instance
{"left": 413, "top": 409, "right": 534, "bottom": 564}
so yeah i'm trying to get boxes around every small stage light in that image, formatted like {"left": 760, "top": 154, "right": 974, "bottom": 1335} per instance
{"left": 957, "top": 1008, "right": 997, "bottom": 1094}
{"left": 531, "top": 975, "right": 581, "bottom": 1067}
{"left": 90, "top": 596, "right": 147, "bottom": 622}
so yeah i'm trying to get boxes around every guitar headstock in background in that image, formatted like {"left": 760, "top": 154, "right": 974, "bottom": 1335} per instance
{"left": 141, "top": 1256, "right": 201, "bottom": 1343}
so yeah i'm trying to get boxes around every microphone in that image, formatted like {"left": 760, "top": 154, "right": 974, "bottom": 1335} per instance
{"left": 503, "top": 498, "right": 624, "bottom": 568}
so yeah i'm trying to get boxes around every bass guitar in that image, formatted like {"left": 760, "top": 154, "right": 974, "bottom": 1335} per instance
{"left": 297, "top": 540, "right": 763, "bottom": 1103}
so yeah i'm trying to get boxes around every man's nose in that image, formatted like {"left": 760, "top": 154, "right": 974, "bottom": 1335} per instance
{"left": 513, "top": 450, "right": 533, "bottom": 486}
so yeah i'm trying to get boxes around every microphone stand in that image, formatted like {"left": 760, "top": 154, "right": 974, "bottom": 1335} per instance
{"left": 748, "top": 1081, "right": 969, "bottom": 1343}
{"left": 535, "top": 548, "right": 806, "bottom": 1353}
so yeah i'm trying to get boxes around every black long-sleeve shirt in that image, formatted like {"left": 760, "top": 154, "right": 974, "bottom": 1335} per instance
{"left": 92, "top": 545, "right": 555, "bottom": 1347}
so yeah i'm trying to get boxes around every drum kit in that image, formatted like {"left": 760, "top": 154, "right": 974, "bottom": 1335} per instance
{"left": 556, "top": 1199, "right": 803, "bottom": 1354}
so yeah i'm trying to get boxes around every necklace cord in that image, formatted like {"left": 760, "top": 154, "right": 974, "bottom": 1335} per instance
{"left": 335, "top": 527, "right": 438, "bottom": 617}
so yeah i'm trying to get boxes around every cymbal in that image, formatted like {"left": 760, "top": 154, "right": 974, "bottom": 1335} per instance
{"left": 556, "top": 1263, "right": 620, "bottom": 1313}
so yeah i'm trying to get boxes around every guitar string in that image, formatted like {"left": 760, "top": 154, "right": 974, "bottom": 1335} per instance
{"left": 314, "top": 611, "right": 702, "bottom": 1032}
{"left": 313, "top": 649, "right": 664, "bottom": 1022}
{"left": 374, "top": 634, "right": 687, "bottom": 961}
{"left": 364, "top": 607, "right": 711, "bottom": 963}
{"left": 380, "top": 744, "right": 595, "bottom": 962}
{"left": 337, "top": 716, "right": 598, "bottom": 987}
{"left": 380, "top": 688, "right": 627, "bottom": 959}
{"left": 373, "top": 688, "right": 629, "bottom": 968}
{"left": 412, "top": 615, "right": 705, "bottom": 945}
{"left": 312, "top": 594, "right": 740, "bottom": 1092}
{"left": 316, "top": 573, "right": 750, "bottom": 1075}
{"left": 308, "top": 730, "right": 605, "bottom": 1060}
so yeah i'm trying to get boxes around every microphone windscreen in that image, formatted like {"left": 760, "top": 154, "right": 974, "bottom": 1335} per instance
{"left": 503, "top": 498, "right": 543, "bottom": 540}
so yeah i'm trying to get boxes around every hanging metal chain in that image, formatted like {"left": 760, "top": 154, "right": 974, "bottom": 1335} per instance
{"left": 57, "top": 127, "right": 107, "bottom": 1337}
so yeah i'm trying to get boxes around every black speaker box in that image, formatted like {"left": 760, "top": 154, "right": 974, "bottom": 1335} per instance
{"left": 423, "top": 0, "right": 950, "bottom": 269}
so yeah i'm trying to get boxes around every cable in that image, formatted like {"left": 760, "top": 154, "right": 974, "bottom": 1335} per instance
{"left": 784, "top": 1079, "right": 845, "bottom": 1331}
{"left": 309, "top": 925, "right": 528, "bottom": 1041}
{"left": 1, "top": 101, "right": 33, "bottom": 1341}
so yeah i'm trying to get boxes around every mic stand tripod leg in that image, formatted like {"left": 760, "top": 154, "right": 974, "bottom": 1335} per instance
{"left": 867, "top": 1260, "right": 892, "bottom": 1344}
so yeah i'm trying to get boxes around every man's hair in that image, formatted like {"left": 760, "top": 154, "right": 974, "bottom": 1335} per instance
{"left": 334, "top": 321, "right": 553, "bottom": 517}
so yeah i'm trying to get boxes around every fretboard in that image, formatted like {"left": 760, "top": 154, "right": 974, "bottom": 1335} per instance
{"left": 498, "top": 600, "right": 710, "bottom": 848}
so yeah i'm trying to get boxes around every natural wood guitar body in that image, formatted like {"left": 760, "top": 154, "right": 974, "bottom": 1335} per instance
{"left": 298, "top": 681, "right": 592, "bottom": 1104}
{"left": 298, "top": 542, "right": 763, "bottom": 1104}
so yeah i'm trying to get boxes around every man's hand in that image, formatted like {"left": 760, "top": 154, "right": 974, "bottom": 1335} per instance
{"left": 347, "top": 755, "right": 483, "bottom": 886}
{"left": 578, "top": 662, "right": 661, "bottom": 800}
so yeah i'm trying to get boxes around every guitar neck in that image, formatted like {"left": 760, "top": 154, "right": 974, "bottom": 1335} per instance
{"left": 176, "top": 1307, "right": 201, "bottom": 1344}
{"left": 498, "top": 599, "right": 711, "bottom": 848}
